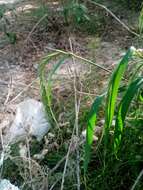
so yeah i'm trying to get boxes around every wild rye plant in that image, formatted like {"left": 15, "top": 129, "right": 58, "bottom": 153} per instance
{"left": 39, "top": 47, "right": 143, "bottom": 189}
{"left": 84, "top": 47, "right": 143, "bottom": 171}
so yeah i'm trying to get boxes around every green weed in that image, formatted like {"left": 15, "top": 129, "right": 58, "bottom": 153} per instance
{"left": 39, "top": 47, "right": 143, "bottom": 189}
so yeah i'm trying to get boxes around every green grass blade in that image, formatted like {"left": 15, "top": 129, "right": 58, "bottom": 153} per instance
{"left": 84, "top": 94, "right": 105, "bottom": 173}
{"left": 104, "top": 47, "right": 135, "bottom": 139}
{"left": 39, "top": 53, "right": 68, "bottom": 124}
{"left": 139, "top": 91, "right": 143, "bottom": 102}
{"left": 114, "top": 77, "right": 143, "bottom": 155}
{"left": 39, "top": 52, "right": 59, "bottom": 115}
{"left": 46, "top": 56, "right": 68, "bottom": 106}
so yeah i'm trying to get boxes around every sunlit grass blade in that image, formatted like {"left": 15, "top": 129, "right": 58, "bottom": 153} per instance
{"left": 84, "top": 94, "right": 105, "bottom": 173}
{"left": 139, "top": 90, "right": 143, "bottom": 102}
{"left": 114, "top": 77, "right": 143, "bottom": 155}
{"left": 104, "top": 47, "right": 135, "bottom": 141}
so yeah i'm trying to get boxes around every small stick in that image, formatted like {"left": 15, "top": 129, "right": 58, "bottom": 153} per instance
{"left": 60, "top": 125, "right": 76, "bottom": 190}
{"left": 8, "top": 78, "right": 38, "bottom": 104}
{"left": 46, "top": 47, "right": 113, "bottom": 74}
{"left": 69, "top": 37, "right": 81, "bottom": 190}
{"left": 4, "top": 75, "right": 13, "bottom": 105}
{"left": 88, "top": 0, "right": 140, "bottom": 37}
{"left": 24, "top": 14, "right": 48, "bottom": 44}
{"left": 131, "top": 169, "right": 143, "bottom": 190}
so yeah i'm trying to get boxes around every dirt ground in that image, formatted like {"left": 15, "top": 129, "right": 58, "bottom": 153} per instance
{"left": 0, "top": 0, "right": 137, "bottom": 126}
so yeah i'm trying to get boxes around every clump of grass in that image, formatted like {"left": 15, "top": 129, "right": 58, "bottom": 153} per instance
{"left": 83, "top": 47, "right": 143, "bottom": 189}
{"left": 2, "top": 46, "right": 142, "bottom": 190}
{"left": 39, "top": 47, "right": 143, "bottom": 189}
{"left": 84, "top": 47, "right": 143, "bottom": 169}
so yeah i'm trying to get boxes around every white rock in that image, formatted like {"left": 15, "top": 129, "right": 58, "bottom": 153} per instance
{"left": 0, "top": 179, "right": 19, "bottom": 190}
{"left": 4, "top": 99, "right": 51, "bottom": 144}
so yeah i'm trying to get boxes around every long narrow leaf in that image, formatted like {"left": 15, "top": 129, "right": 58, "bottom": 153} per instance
{"left": 39, "top": 53, "right": 68, "bottom": 123}
{"left": 84, "top": 94, "right": 105, "bottom": 173}
{"left": 104, "top": 47, "right": 135, "bottom": 140}
{"left": 39, "top": 54, "right": 58, "bottom": 116}
{"left": 114, "top": 77, "right": 143, "bottom": 155}
{"left": 46, "top": 56, "right": 69, "bottom": 106}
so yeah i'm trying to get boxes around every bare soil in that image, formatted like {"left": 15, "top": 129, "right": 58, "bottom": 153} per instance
{"left": 0, "top": 0, "right": 136, "bottom": 123}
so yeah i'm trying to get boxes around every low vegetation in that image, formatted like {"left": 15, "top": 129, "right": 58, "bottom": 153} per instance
{"left": 0, "top": 0, "right": 143, "bottom": 190}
